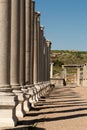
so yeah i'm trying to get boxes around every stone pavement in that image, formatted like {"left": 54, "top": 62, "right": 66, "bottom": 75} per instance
{"left": 6, "top": 86, "right": 87, "bottom": 130}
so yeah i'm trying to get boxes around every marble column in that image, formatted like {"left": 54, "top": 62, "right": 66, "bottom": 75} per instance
{"left": 77, "top": 67, "right": 80, "bottom": 86}
{"left": 0, "top": 0, "right": 18, "bottom": 127}
{"left": 10, "top": 0, "right": 25, "bottom": 119}
{"left": 25, "top": 0, "right": 31, "bottom": 85}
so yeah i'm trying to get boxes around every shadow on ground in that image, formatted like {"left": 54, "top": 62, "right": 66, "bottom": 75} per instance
{"left": 6, "top": 87, "right": 87, "bottom": 130}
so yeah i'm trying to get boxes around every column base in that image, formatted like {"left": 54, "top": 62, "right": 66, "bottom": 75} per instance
{"left": 24, "top": 98, "right": 31, "bottom": 112}
{"left": 0, "top": 95, "right": 18, "bottom": 128}
{"left": 13, "top": 90, "right": 26, "bottom": 119}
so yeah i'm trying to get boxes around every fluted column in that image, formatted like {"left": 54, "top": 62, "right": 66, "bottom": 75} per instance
{"left": 0, "top": 0, "right": 18, "bottom": 127}
{"left": 33, "top": 12, "right": 40, "bottom": 84}
{"left": 19, "top": 0, "right": 25, "bottom": 86}
{"left": 40, "top": 26, "right": 44, "bottom": 82}
{"left": 43, "top": 37, "right": 46, "bottom": 82}
{"left": 46, "top": 40, "right": 51, "bottom": 81}
{"left": 37, "top": 13, "right": 40, "bottom": 83}
{"left": 10, "top": 0, "right": 25, "bottom": 119}
{"left": 25, "top": 0, "right": 31, "bottom": 85}
{"left": 29, "top": 1, "right": 35, "bottom": 84}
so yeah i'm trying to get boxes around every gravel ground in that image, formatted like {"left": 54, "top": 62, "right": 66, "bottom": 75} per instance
{"left": 6, "top": 86, "right": 87, "bottom": 130}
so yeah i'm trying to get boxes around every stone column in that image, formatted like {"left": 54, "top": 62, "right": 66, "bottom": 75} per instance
{"left": 64, "top": 67, "right": 67, "bottom": 82}
{"left": 83, "top": 64, "right": 87, "bottom": 87}
{"left": 10, "top": 0, "right": 25, "bottom": 119}
{"left": 40, "top": 26, "right": 44, "bottom": 82}
{"left": 0, "top": 0, "right": 18, "bottom": 127}
{"left": 37, "top": 12, "right": 40, "bottom": 83}
{"left": 19, "top": 0, "right": 25, "bottom": 86}
{"left": 25, "top": 0, "right": 31, "bottom": 85}
{"left": 29, "top": 1, "right": 35, "bottom": 84}
{"left": 33, "top": 12, "right": 40, "bottom": 84}
{"left": 46, "top": 40, "right": 51, "bottom": 81}
{"left": 77, "top": 67, "right": 80, "bottom": 86}
{"left": 43, "top": 37, "right": 46, "bottom": 81}
{"left": 85, "top": 64, "right": 87, "bottom": 86}
{"left": 50, "top": 63, "right": 54, "bottom": 78}
{"left": 45, "top": 42, "right": 48, "bottom": 81}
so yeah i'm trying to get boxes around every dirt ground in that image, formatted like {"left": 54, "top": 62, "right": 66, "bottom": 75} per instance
{"left": 6, "top": 86, "right": 87, "bottom": 130}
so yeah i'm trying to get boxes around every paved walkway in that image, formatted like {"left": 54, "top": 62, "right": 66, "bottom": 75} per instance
{"left": 7, "top": 86, "right": 87, "bottom": 130}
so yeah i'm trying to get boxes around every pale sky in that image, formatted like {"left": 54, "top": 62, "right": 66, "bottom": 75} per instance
{"left": 35, "top": 0, "right": 87, "bottom": 51}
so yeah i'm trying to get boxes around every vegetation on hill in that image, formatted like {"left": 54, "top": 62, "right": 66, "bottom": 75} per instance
{"left": 50, "top": 50, "right": 87, "bottom": 75}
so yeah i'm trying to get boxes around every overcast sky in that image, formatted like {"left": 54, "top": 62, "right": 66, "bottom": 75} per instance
{"left": 35, "top": 0, "right": 87, "bottom": 51}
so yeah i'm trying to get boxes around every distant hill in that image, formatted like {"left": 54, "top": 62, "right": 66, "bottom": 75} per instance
{"left": 50, "top": 50, "right": 87, "bottom": 75}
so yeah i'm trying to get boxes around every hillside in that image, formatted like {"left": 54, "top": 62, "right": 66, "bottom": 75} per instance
{"left": 50, "top": 50, "right": 87, "bottom": 75}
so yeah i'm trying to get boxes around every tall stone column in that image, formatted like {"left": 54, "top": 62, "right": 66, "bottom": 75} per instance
{"left": 77, "top": 67, "right": 80, "bottom": 86}
{"left": 45, "top": 42, "right": 48, "bottom": 81}
{"left": 50, "top": 63, "right": 54, "bottom": 78}
{"left": 10, "top": 0, "right": 25, "bottom": 119}
{"left": 0, "top": 0, "right": 18, "bottom": 127}
{"left": 33, "top": 12, "right": 40, "bottom": 84}
{"left": 40, "top": 26, "right": 44, "bottom": 82}
{"left": 29, "top": 1, "right": 35, "bottom": 84}
{"left": 36, "top": 12, "right": 40, "bottom": 83}
{"left": 64, "top": 67, "right": 67, "bottom": 82}
{"left": 83, "top": 63, "right": 87, "bottom": 87}
{"left": 43, "top": 37, "right": 46, "bottom": 82}
{"left": 83, "top": 64, "right": 86, "bottom": 86}
{"left": 46, "top": 40, "right": 51, "bottom": 81}
{"left": 19, "top": 0, "right": 25, "bottom": 86}
{"left": 25, "top": 0, "right": 31, "bottom": 85}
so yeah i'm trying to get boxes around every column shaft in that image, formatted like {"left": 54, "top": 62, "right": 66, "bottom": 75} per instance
{"left": 11, "top": 0, "right": 25, "bottom": 119}
{"left": 50, "top": 63, "right": 54, "bottom": 78}
{"left": 29, "top": 1, "right": 35, "bottom": 84}
{"left": 77, "top": 67, "right": 80, "bottom": 86}
{"left": 19, "top": 0, "right": 25, "bottom": 85}
{"left": 33, "top": 12, "right": 40, "bottom": 84}
{"left": 10, "top": 0, "right": 20, "bottom": 86}
{"left": 0, "top": 0, "right": 18, "bottom": 127}
{"left": 25, "top": 0, "right": 31, "bottom": 85}
{"left": 0, "top": 0, "right": 10, "bottom": 86}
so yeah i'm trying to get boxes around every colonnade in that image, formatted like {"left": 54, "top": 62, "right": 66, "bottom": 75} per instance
{"left": 0, "top": 0, "right": 51, "bottom": 127}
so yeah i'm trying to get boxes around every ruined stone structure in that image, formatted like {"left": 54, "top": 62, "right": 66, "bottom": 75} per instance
{"left": 0, "top": 0, "right": 51, "bottom": 127}
{"left": 62, "top": 65, "right": 82, "bottom": 86}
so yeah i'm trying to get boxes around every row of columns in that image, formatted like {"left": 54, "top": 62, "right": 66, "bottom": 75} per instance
{"left": 0, "top": 0, "right": 51, "bottom": 128}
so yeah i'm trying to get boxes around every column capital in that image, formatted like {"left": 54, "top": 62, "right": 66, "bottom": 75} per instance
{"left": 40, "top": 25, "right": 44, "bottom": 31}
{"left": 46, "top": 40, "right": 52, "bottom": 48}
{"left": 35, "top": 11, "right": 40, "bottom": 17}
